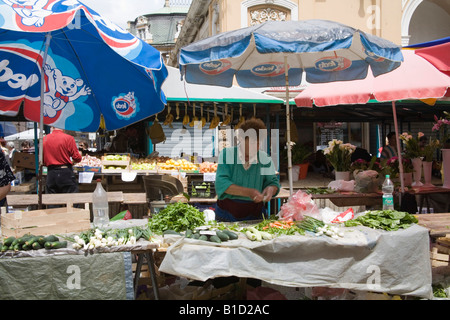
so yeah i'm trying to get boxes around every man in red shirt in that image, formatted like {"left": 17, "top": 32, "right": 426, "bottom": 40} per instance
{"left": 43, "top": 127, "right": 82, "bottom": 194}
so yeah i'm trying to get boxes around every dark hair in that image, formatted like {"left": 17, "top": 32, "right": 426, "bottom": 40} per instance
{"left": 387, "top": 132, "right": 396, "bottom": 139}
{"left": 238, "top": 118, "right": 266, "bottom": 140}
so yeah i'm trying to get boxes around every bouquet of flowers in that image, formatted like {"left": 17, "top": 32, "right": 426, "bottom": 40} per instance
{"left": 422, "top": 138, "right": 440, "bottom": 162}
{"left": 432, "top": 112, "right": 450, "bottom": 148}
{"left": 386, "top": 156, "right": 414, "bottom": 177}
{"left": 400, "top": 132, "right": 424, "bottom": 159}
{"left": 323, "top": 139, "right": 356, "bottom": 172}
{"left": 350, "top": 157, "right": 382, "bottom": 175}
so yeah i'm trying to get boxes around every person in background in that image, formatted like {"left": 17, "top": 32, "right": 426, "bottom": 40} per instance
{"left": 0, "top": 138, "right": 8, "bottom": 158}
{"left": 78, "top": 141, "right": 89, "bottom": 156}
{"left": 215, "top": 118, "right": 280, "bottom": 222}
{"left": 380, "top": 132, "right": 398, "bottom": 160}
{"left": 43, "top": 127, "right": 82, "bottom": 194}
{"left": 0, "top": 148, "right": 15, "bottom": 207}
{"left": 6, "top": 142, "right": 17, "bottom": 166}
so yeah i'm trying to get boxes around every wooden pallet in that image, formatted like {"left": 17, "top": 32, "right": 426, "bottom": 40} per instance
{"left": 430, "top": 235, "right": 450, "bottom": 275}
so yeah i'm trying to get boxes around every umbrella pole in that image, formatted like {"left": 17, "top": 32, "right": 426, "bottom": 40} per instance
{"left": 392, "top": 101, "right": 405, "bottom": 200}
{"left": 38, "top": 32, "right": 52, "bottom": 209}
{"left": 284, "top": 56, "right": 293, "bottom": 196}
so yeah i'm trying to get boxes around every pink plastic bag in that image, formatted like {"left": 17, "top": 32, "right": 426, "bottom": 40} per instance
{"left": 278, "top": 190, "right": 319, "bottom": 221}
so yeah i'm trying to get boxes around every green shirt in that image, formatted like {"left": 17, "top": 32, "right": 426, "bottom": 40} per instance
{"left": 215, "top": 147, "right": 280, "bottom": 201}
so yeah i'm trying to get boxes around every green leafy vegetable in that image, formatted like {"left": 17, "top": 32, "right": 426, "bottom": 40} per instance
{"left": 148, "top": 202, "right": 205, "bottom": 233}
{"left": 344, "top": 210, "right": 418, "bottom": 231}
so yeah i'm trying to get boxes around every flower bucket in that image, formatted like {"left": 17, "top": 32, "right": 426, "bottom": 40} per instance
{"left": 298, "top": 163, "right": 309, "bottom": 180}
{"left": 422, "top": 161, "right": 434, "bottom": 187}
{"left": 335, "top": 171, "right": 350, "bottom": 181}
{"left": 411, "top": 157, "right": 423, "bottom": 187}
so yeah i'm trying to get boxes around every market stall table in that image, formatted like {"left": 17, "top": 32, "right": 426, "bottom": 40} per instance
{"left": 416, "top": 212, "right": 450, "bottom": 238}
{"left": 159, "top": 224, "right": 433, "bottom": 298}
{"left": 0, "top": 238, "right": 159, "bottom": 299}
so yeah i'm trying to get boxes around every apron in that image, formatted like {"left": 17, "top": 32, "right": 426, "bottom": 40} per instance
{"left": 215, "top": 198, "right": 266, "bottom": 222}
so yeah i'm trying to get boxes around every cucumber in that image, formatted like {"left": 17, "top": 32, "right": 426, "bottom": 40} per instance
{"left": 3, "top": 237, "right": 16, "bottom": 247}
{"left": 1, "top": 245, "right": 9, "bottom": 252}
{"left": 223, "top": 230, "right": 238, "bottom": 240}
{"left": 21, "top": 244, "right": 31, "bottom": 250}
{"left": 32, "top": 242, "right": 42, "bottom": 250}
{"left": 198, "top": 235, "right": 208, "bottom": 241}
{"left": 191, "top": 233, "right": 200, "bottom": 239}
{"left": 209, "top": 235, "right": 222, "bottom": 243}
{"left": 37, "top": 236, "right": 46, "bottom": 246}
{"left": 185, "top": 229, "right": 193, "bottom": 238}
{"left": 13, "top": 243, "right": 21, "bottom": 251}
{"left": 11, "top": 238, "right": 19, "bottom": 247}
{"left": 215, "top": 230, "right": 229, "bottom": 241}
{"left": 43, "top": 235, "right": 58, "bottom": 243}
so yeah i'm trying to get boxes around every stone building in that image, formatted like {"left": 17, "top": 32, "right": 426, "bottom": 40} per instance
{"left": 127, "top": 0, "right": 192, "bottom": 63}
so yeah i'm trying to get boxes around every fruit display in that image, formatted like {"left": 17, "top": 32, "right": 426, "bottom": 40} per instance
{"left": 199, "top": 161, "right": 217, "bottom": 173}
{"left": 103, "top": 154, "right": 129, "bottom": 161}
{"left": 158, "top": 158, "right": 198, "bottom": 172}
{"left": 131, "top": 157, "right": 157, "bottom": 171}
{"left": 74, "top": 155, "right": 102, "bottom": 167}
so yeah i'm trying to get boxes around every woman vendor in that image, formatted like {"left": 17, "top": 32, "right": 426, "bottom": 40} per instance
{"left": 215, "top": 118, "right": 280, "bottom": 222}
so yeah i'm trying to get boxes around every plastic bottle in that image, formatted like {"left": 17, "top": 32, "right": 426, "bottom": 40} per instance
{"left": 92, "top": 179, "right": 109, "bottom": 228}
{"left": 382, "top": 175, "right": 394, "bottom": 210}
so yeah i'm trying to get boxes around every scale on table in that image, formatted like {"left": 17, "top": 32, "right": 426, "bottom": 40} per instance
{"left": 144, "top": 175, "right": 184, "bottom": 214}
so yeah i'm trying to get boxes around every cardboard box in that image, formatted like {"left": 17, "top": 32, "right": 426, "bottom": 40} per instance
{"left": 12, "top": 152, "right": 36, "bottom": 169}
{"left": 1, "top": 206, "right": 90, "bottom": 237}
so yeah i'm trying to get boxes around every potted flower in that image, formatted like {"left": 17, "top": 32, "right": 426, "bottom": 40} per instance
{"left": 386, "top": 156, "right": 414, "bottom": 186}
{"left": 400, "top": 132, "right": 425, "bottom": 187}
{"left": 323, "top": 139, "right": 356, "bottom": 181}
{"left": 291, "top": 143, "right": 312, "bottom": 180}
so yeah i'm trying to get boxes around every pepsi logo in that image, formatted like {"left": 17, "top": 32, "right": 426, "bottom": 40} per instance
{"left": 199, "top": 59, "right": 232, "bottom": 75}
{"left": 251, "top": 62, "right": 285, "bottom": 77}
{"left": 315, "top": 56, "right": 352, "bottom": 72}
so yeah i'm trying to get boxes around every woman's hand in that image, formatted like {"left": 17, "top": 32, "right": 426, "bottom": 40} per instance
{"left": 262, "top": 185, "right": 278, "bottom": 202}
{"left": 249, "top": 189, "right": 264, "bottom": 203}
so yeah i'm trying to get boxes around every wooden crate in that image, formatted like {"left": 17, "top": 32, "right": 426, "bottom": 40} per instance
{"left": 1, "top": 206, "right": 90, "bottom": 238}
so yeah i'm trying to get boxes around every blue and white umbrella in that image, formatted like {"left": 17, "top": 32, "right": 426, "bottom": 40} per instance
{"left": 0, "top": 0, "right": 168, "bottom": 203}
{"left": 0, "top": 0, "right": 167, "bottom": 132}
{"left": 179, "top": 19, "right": 403, "bottom": 194}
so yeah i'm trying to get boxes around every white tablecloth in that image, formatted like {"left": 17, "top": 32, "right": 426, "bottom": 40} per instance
{"left": 159, "top": 224, "right": 432, "bottom": 298}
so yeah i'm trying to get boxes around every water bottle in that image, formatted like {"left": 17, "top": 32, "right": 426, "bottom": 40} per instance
{"left": 382, "top": 175, "right": 394, "bottom": 210}
{"left": 92, "top": 179, "right": 109, "bottom": 228}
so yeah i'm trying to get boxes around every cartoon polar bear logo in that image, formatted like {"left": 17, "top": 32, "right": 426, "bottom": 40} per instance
{"left": 43, "top": 64, "right": 91, "bottom": 118}
{"left": 3, "top": 0, "right": 52, "bottom": 28}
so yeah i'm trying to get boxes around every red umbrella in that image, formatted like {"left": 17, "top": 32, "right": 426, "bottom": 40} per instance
{"left": 294, "top": 49, "right": 450, "bottom": 193}
{"left": 414, "top": 39, "right": 450, "bottom": 76}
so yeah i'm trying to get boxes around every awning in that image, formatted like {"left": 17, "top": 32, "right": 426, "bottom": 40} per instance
{"left": 162, "top": 66, "right": 284, "bottom": 104}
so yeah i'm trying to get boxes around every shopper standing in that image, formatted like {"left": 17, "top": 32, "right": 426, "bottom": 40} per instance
{"left": 43, "top": 127, "right": 82, "bottom": 194}
{"left": 0, "top": 148, "right": 15, "bottom": 207}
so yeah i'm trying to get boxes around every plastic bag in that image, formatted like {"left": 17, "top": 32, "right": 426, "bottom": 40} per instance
{"left": 278, "top": 190, "right": 319, "bottom": 221}
{"left": 354, "top": 170, "right": 380, "bottom": 193}
{"left": 328, "top": 180, "right": 355, "bottom": 191}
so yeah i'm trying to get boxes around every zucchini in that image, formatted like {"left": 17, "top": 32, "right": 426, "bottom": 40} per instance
{"left": 32, "top": 242, "right": 42, "bottom": 250}
{"left": 45, "top": 241, "right": 67, "bottom": 249}
{"left": 3, "top": 237, "right": 16, "bottom": 247}
{"left": 37, "top": 236, "right": 46, "bottom": 246}
{"left": 209, "top": 235, "right": 222, "bottom": 243}
{"left": 163, "top": 230, "right": 182, "bottom": 236}
{"left": 223, "top": 230, "right": 238, "bottom": 240}
{"left": 13, "top": 243, "right": 21, "bottom": 251}
{"left": 215, "top": 230, "right": 229, "bottom": 241}
{"left": 18, "top": 236, "right": 32, "bottom": 245}
{"left": 43, "top": 235, "right": 58, "bottom": 243}
{"left": 11, "top": 238, "right": 20, "bottom": 247}
{"left": 25, "top": 236, "right": 40, "bottom": 246}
